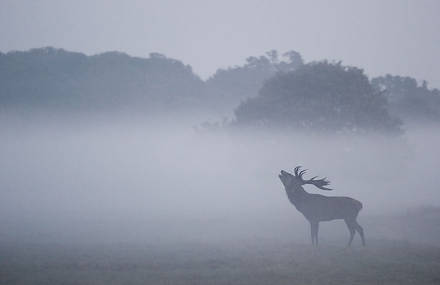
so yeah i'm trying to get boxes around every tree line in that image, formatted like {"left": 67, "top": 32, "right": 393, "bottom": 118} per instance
{"left": 1, "top": 47, "right": 439, "bottom": 133}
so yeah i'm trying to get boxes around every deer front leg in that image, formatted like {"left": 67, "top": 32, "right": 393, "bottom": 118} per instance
{"left": 310, "top": 221, "right": 319, "bottom": 247}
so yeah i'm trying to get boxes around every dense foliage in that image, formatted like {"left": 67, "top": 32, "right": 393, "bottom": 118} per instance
{"left": 372, "top": 75, "right": 440, "bottom": 123}
{"left": 1, "top": 47, "right": 440, "bottom": 133}
{"left": 206, "top": 50, "right": 303, "bottom": 113}
{"left": 234, "top": 62, "right": 402, "bottom": 134}
{"left": 0, "top": 47, "right": 205, "bottom": 112}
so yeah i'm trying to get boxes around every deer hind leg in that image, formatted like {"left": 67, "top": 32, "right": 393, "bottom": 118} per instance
{"left": 315, "top": 222, "right": 320, "bottom": 246}
{"left": 344, "top": 219, "right": 356, "bottom": 247}
{"left": 353, "top": 220, "right": 366, "bottom": 246}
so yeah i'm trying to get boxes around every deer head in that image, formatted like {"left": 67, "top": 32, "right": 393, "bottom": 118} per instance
{"left": 278, "top": 166, "right": 332, "bottom": 191}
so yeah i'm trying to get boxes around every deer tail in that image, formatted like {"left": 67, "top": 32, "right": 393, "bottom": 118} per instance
{"left": 354, "top": 199, "right": 363, "bottom": 213}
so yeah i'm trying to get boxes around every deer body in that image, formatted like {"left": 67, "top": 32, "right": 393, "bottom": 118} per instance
{"left": 279, "top": 167, "right": 365, "bottom": 247}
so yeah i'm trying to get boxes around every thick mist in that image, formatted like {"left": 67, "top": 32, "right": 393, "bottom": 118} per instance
{"left": 1, "top": 114, "right": 438, "bottom": 246}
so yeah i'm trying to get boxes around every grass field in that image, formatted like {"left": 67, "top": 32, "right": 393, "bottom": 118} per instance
{"left": 1, "top": 122, "right": 439, "bottom": 284}
{"left": 1, "top": 239, "right": 440, "bottom": 285}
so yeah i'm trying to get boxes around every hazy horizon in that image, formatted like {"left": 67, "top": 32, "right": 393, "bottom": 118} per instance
{"left": 1, "top": 0, "right": 440, "bottom": 87}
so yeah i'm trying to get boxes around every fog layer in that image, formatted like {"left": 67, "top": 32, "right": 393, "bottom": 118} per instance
{"left": 0, "top": 115, "right": 438, "bottom": 245}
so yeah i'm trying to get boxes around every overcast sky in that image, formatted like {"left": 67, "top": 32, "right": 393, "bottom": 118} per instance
{"left": 1, "top": 0, "right": 439, "bottom": 86}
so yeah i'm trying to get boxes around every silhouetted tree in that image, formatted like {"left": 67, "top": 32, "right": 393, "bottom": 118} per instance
{"left": 206, "top": 50, "right": 303, "bottom": 114}
{"left": 0, "top": 47, "right": 206, "bottom": 112}
{"left": 234, "top": 61, "right": 401, "bottom": 134}
{"left": 371, "top": 75, "right": 440, "bottom": 123}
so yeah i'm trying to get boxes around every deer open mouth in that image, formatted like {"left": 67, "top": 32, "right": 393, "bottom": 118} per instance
{"left": 278, "top": 171, "right": 286, "bottom": 179}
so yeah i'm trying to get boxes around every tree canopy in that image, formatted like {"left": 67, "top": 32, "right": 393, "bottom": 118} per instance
{"left": 206, "top": 50, "right": 303, "bottom": 113}
{"left": 1, "top": 47, "right": 440, "bottom": 133}
{"left": 0, "top": 47, "right": 205, "bottom": 112}
{"left": 372, "top": 75, "right": 440, "bottom": 123}
{"left": 234, "top": 61, "right": 401, "bottom": 134}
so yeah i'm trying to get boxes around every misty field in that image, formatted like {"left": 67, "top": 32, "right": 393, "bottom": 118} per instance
{"left": 2, "top": 240, "right": 440, "bottom": 285}
{"left": 1, "top": 117, "right": 440, "bottom": 284}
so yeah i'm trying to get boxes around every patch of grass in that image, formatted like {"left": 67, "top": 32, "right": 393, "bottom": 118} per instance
{"left": 1, "top": 240, "right": 440, "bottom": 285}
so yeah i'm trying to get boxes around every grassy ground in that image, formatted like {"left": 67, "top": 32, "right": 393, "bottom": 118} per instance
{"left": 1, "top": 239, "right": 440, "bottom": 285}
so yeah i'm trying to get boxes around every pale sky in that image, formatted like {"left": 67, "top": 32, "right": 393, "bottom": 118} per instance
{"left": 1, "top": 0, "right": 439, "bottom": 87}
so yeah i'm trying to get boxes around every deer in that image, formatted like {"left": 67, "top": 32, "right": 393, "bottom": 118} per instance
{"left": 278, "top": 166, "right": 365, "bottom": 247}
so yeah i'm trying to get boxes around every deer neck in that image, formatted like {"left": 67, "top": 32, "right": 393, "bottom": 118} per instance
{"left": 285, "top": 186, "right": 308, "bottom": 209}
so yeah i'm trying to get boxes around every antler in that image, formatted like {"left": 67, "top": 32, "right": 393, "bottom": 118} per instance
{"left": 293, "top": 166, "right": 332, "bottom": 191}
{"left": 293, "top": 166, "right": 308, "bottom": 179}
{"left": 304, "top": 176, "right": 332, "bottom": 191}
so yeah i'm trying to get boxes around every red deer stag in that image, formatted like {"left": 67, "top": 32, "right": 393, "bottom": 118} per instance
{"left": 278, "top": 166, "right": 365, "bottom": 247}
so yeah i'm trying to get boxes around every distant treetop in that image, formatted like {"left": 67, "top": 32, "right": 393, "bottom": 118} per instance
{"left": 372, "top": 74, "right": 440, "bottom": 123}
{"left": 206, "top": 50, "right": 304, "bottom": 114}
{"left": 233, "top": 61, "right": 402, "bottom": 134}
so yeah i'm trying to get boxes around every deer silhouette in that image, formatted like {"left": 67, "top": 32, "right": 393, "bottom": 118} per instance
{"left": 278, "top": 166, "right": 365, "bottom": 247}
